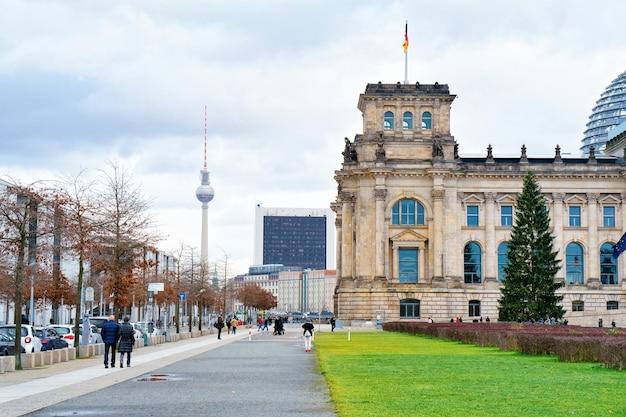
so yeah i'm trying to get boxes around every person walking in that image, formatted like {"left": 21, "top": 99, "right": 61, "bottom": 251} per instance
{"left": 302, "top": 320, "right": 314, "bottom": 352}
{"left": 216, "top": 315, "right": 224, "bottom": 340}
{"left": 230, "top": 316, "right": 238, "bottom": 335}
{"left": 226, "top": 317, "right": 232, "bottom": 334}
{"left": 101, "top": 315, "right": 121, "bottom": 368}
{"left": 118, "top": 316, "right": 134, "bottom": 368}
{"left": 330, "top": 316, "right": 336, "bottom": 332}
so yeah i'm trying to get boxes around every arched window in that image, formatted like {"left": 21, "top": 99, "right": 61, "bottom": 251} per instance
{"left": 403, "top": 112, "right": 413, "bottom": 129}
{"left": 400, "top": 299, "right": 420, "bottom": 318}
{"left": 392, "top": 199, "right": 425, "bottom": 225}
{"left": 464, "top": 242, "right": 482, "bottom": 284}
{"left": 497, "top": 242, "right": 510, "bottom": 282}
{"left": 600, "top": 242, "right": 618, "bottom": 285}
{"left": 421, "top": 111, "right": 432, "bottom": 130}
{"left": 398, "top": 248, "right": 418, "bottom": 283}
{"left": 565, "top": 242, "right": 584, "bottom": 284}
{"left": 384, "top": 111, "right": 394, "bottom": 130}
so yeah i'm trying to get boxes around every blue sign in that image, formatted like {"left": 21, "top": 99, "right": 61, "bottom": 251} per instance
{"left": 179, "top": 292, "right": 186, "bottom": 301}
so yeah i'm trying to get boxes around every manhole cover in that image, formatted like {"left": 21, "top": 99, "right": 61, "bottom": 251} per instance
{"left": 137, "top": 373, "right": 171, "bottom": 382}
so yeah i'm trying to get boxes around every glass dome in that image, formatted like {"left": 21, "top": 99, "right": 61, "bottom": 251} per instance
{"left": 581, "top": 70, "right": 626, "bottom": 155}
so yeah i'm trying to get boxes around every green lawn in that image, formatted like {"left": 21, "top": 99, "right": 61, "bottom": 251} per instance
{"left": 314, "top": 331, "right": 626, "bottom": 417}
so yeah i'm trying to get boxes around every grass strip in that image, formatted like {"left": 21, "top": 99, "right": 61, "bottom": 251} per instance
{"left": 315, "top": 331, "right": 626, "bottom": 417}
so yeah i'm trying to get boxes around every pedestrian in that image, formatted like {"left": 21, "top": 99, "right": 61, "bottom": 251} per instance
{"left": 216, "top": 315, "right": 224, "bottom": 339}
{"left": 612, "top": 319, "right": 616, "bottom": 328}
{"left": 302, "top": 320, "right": 314, "bottom": 352}
{"left": 118, "top": 316, "right": 134, "bottom": 368}
{"left": 263, "top": 318, "right": 269, "bottom": 332}
{"left": 230, "top": 316, "right": 238, "bottom": 335}
{"left": 330, "top": 316, "right": 336, "bottom": 332}
{"left": 257, "top": 316, "right": 263, "bottom": 332}
{"left": 226, "top": 317, "right": 232, "bottom": 334}
{"left": 101, "top": 315, "right": 121, "bottom": 368}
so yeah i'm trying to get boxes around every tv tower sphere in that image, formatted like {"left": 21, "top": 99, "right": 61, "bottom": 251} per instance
{"left": 196, "top": 171, "right": 215, "bottom": 204}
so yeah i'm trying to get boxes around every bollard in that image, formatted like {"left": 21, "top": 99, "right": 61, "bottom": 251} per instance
{"left": 248, "top": 328, "right": 251, "bottom": 341}
{"left": 348, "top": 327, "right": 351, "bottom": 341}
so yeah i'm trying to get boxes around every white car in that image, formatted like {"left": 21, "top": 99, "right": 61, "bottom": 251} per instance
{"left": 0, "top": 324, "right": 42, "bottom": 353}
{"left": 48, "top": 324, "right": 103, "bottom": 345}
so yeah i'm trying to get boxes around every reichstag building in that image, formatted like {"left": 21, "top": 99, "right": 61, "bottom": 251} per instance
{"left": 332, "top": 74, "right": 626, "bottom": 327}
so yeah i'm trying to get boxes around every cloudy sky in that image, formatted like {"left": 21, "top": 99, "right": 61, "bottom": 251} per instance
{"left": 1, "top": 0, "right": 625, "bottom": 275}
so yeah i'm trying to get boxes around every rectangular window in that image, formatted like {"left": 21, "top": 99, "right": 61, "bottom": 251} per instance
{"left": 401, "top": 200, "right": 415, "bottom": 225}
{"left": 569, "top": 206, "right": 581, "bottom": 227}
{"left": 400, "top": 300, "right": 420, "bottom": 318}
{"left": 604, "top": 206, "right": 615, "bottom": 227}
{"left": 607, "top": 301, "right": 619, "bottom": 310}
{"left": 467, "top": 205, "right": 479, "bottom": 226}
{"left": 469, "top": 300, "right": 481, "bottom": 317}
{"left": 398, "top": 248, "right": 418, "bottom": 283}
{"left": 501, "top": 205, "right": 513, "bottom": 226}
{"left": 572, "top": 301, "right": 584, "bottom": 312}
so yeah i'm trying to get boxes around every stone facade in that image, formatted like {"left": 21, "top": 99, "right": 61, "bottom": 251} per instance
{"left": 332, "top": 81, "right": 626, "bottom": 327}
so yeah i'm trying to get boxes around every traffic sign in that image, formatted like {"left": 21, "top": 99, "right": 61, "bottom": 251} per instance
{"left": 85, "top": 287, "right": 94, "bottom": 302}
{"left": 179, "top": 292, "right": 186, "bottom": 301}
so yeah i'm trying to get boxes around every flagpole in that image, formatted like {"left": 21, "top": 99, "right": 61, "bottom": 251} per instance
{"left": 403, "top": 21, "right": 409, "bottom": 84}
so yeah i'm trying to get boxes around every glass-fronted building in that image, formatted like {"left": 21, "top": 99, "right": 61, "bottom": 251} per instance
{"left": 581, "top": 70, "right": 626, "bottom": 155}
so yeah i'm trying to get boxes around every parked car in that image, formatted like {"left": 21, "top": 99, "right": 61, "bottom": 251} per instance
{"left": 130, "top": 323, "right": 144, "bottom": 339}
{"left": 35, "top": 327, "right": 68, "bottom": 351}
{"left": 80, "top": 316, "right": 109, "bottom": 333}
{"left": 47, "top": 324, "right": 103, "bottom": 345}
{"left": 290, "top": 312, "right": 305, "bottom": 322}
{"left": 0, "top": 333, "right": 25, "bottom": 356}
{"left": 134, "top": 321, "right": 161, "bottom": 336}
{"left": 46, "top": 325, "right": 77, "bottom": 343}
{"left": 79, "top": 325, "right": 103, "bottom": 344}
{"left": 0, "top": 324, "right": 42, "bottom": 353}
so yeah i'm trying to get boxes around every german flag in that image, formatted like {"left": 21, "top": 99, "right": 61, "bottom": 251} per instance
{"left": 403, "top": 22, "right": 409, "bottom": 53}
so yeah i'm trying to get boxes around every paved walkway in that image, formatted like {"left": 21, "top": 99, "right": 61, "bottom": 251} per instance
{"left": 1, "top": 324, "right": 337, "bottom": 417}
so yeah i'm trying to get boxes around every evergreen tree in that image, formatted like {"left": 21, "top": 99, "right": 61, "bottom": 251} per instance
{"left": 498, "top": 171, "right": 564, "bottom": 322}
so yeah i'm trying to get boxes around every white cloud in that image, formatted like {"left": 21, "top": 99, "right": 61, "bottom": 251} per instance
{"left": 2, "top": 0, "right": 626, "bottom": 273}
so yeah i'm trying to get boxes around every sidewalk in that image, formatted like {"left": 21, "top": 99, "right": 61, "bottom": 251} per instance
{"left": 0, "top": 329, "right": 245, "bottom": 416}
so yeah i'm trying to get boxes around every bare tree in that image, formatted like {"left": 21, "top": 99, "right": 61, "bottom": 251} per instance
{"left": 93, "top": 160, "right": 159, "bottom": 318}
{"left": 55, "top": 169, "right": 104, "bottom": 350}
{"left": 0, "top": 181, "right": 58, "bottom": 368}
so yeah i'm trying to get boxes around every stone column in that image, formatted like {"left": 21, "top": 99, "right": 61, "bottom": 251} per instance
{"left": 587, "top": 193, "right": 599, "bottom": 286}
{"left": 341, "top": 192, "right": 355, "bottom": 279}
{"left": 432, "top": 188, "right": 444, "bottom": 281}
{"left": 375, "top": 188, "right": 387, "bottom": 278}
{"left": 552, "top": 193, "right": 565, "bottom": 282}
{"left": 484, "top": 192, "right": 496, "bottom": 282}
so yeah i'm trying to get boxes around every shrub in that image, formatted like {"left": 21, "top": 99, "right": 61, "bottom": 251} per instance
{"left": 383, "top": 321, "right": 626, "bottom": 370}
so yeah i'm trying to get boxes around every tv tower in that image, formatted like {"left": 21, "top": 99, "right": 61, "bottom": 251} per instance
{"left": 195, "top": 106, "right": 215, "bottom": 265}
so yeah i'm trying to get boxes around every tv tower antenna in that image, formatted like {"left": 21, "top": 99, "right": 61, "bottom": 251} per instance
{"left": 195, "top": 105, "right": 215, "bottom": 266}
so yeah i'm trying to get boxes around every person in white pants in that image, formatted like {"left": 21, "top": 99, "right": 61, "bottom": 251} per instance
{"left": 302, "top": 320, "right": 314, "bottom": 352}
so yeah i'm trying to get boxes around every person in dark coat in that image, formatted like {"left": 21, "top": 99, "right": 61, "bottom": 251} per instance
{"left": 216, "top": 315, "right": 224, "bottom": 340}
{"left": 101, "top": 315, "right": 121, "bottom": 368}
{"left": 118, "top": 316, "right": 134, "bottom": 368}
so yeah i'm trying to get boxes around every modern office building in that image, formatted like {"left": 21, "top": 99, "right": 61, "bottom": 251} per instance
{"left": 277, "top": 269, "right": 336, "bottom": 314}
{"left": 233, "top": 265, "right": 336, "bottom": 315}
{"left": 332, "top": 80, "right": 626, "bottom": 327}
{"left": 581, "top": 70, "right": 626, "bottom": 155}
{"left": 253, "top": 206, "right": 335, "bottom": 270}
